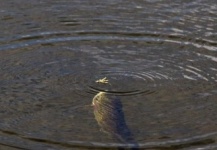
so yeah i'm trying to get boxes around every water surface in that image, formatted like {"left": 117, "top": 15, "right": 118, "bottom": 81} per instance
{"left": 0, "top": 0, "right": 217, "bottom": 149}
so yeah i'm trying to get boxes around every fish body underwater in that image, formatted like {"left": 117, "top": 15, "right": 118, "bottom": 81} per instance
{"left": 92, "top": 92, "right": 138, "bottom": 150}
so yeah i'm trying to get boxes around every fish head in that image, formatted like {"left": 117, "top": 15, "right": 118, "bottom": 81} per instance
{"left": 92, "top": 92, "right": 107, "bottom": 108}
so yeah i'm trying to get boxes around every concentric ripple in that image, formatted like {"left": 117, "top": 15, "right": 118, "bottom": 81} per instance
{"left": 0, "top": 30, "right": 216, "bottom": 51}
{"left": 0, "top": 31, "right": 216, "bottom": 86}
{"left": 0, "top": 29, "right": 217, "bottom": 150}
{"left": 1, "top": 0, "right": 217, "bottom": 149}
{"left": 86, "top": 70, "right": 172, "bottom": 96}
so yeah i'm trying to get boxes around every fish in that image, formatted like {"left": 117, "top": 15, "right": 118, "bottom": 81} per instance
{"left": 92, "top": 92, "right": 138, "bottom": 150}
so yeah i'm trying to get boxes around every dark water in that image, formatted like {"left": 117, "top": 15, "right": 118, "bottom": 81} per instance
{"left": 0, "top": 0, "right": 217, "bottom": 149}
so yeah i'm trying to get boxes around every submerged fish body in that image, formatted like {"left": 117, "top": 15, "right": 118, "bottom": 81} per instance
{"left": 92, "top": 92, "right": 138, "bottom": 149}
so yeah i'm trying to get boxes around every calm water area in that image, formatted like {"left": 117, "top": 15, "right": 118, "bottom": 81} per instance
{"left": 0, "top": 0, "right": 217, "bottom": 149}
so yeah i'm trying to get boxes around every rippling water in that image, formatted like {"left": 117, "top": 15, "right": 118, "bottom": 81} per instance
{"left": 0, "top": 0, "right": 217, "bottom": 149}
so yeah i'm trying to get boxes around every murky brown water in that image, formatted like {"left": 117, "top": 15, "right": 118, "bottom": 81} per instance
{"left": 0, "top": 0, "right": 217, "bottom": 149}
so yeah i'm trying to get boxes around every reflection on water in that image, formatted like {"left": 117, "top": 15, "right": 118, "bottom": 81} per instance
{"left": 0, "top": 0, "right": 217, "bottom": 149}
